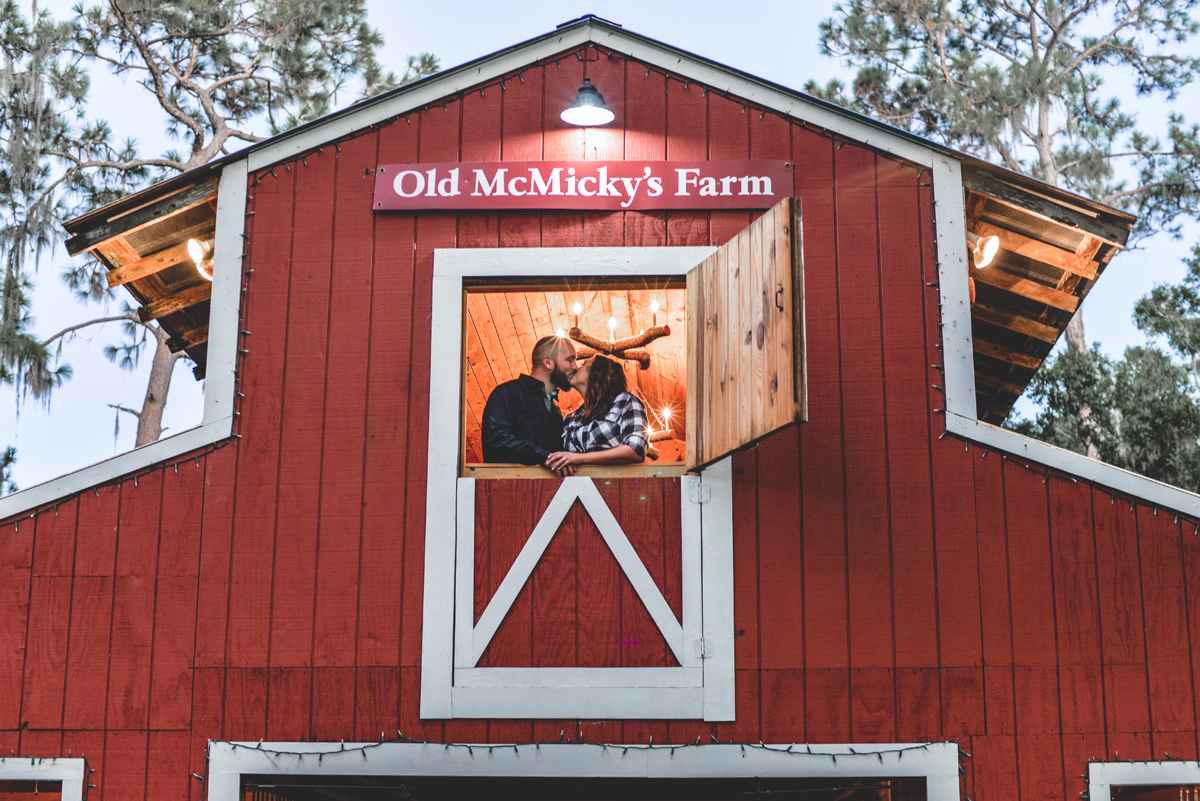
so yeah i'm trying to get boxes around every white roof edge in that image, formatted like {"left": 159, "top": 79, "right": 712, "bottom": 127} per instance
{"left": 245, "top": 21, "right": 936, "bottom": 174}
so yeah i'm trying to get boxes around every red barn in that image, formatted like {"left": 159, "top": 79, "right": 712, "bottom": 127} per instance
{"left": 2, "top": 16, "right": 1197, "bottom": 801}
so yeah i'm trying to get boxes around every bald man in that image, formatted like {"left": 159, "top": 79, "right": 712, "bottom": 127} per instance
{"left": 481, "top": 335, "right": 578, "bottom": 469}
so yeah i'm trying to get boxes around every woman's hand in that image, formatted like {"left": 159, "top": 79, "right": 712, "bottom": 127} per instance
{"left": 544, "top": 451, "right": 582, "bottom": 476}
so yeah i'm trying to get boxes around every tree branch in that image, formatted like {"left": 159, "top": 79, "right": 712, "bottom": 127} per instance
{"left": 41, "top": 314, "right": 154, "bottom": 348}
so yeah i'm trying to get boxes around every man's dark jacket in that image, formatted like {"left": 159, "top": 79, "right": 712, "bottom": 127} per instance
{"left": 481, "top": 374, "right": 564, "bottom": 465}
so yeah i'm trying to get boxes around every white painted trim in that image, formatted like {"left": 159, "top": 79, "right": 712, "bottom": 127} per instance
{"left": 422, "top": 246, "right": 733, "bottom": 721}
{"left": 451, "top": 686, "right": 706, "bottom": 719}
{"left": 698, "top": 458, "right": 736, "bottom": 721}
{"left": 242, "top": 22, "right": 934, "bottom": 175}
{"left": 454, "top": 667, "right": 703, "bottom": 688}
{"left": 202, "top": 159, "right": 248, "bottom": 427}
{"left": 440, "top": 246, "right": 717, "bottom": 276}
{"left": 0, "top": 757, "right": 87, "bottom": 801}
{"left": 1089, "top": 760, "right": 1200, "bottom": 801}
{"left": 0, "top": 159, "right": 248, "bottom": 525}
{"left": 207, "top": 741, "right": 959, "bottom": 801}
{"left": 931, "top": 153, "right": 1200, "bottom": 516}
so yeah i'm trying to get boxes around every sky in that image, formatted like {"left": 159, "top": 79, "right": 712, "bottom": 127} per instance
{"left": 3, "top": 0, "right": 1198, "bottom": 491}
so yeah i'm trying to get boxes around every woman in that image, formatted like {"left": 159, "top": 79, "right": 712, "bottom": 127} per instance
{"left": 544, "top": 355, "right": 647, "bottom": 474}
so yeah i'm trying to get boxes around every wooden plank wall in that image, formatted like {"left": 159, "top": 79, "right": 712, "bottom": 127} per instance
{"left": 1, "top": 48, "right": 1198, "bottom": 800}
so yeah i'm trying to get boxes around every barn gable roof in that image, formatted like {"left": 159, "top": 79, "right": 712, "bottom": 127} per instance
{"left": 32, "top": 15, "right": 1183, "bottom": 526}
{"left": 65, "top": 14, "right": 1132, "bottom": 233}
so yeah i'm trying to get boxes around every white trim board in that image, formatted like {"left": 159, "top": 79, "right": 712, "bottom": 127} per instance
{"left": 1089, "top": 760, "right": 1200, "bottom": 801}
{"left": 243, "top": 21, "right": 935, "bottom": 174}
{"left": 0, "top": 757, "right": 87, "bottom": 801}
{"left": 0, "top": 159, "right": 249, "bottom": 525}
{"left": 929, "top": 155, "right": 1200, "bottom": 517}
{"left": 207, "top": 741, "right": 960, "bottom": 801}
{"left": 421, "top": 246, "right": 734, "bottom": 721}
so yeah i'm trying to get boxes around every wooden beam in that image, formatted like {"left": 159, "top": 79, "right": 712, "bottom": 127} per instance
{"left": 106, "top": 242, "right": 192, "bottom": 288}
{"left": 972, "top": 302, "right": 1061, "bottom": 343}
{"left": 137, "top": 283, "right": 212, "bottom": 322}
{"left": 166, "top": 324, "right": 209, "bottom": 353}
{"left": 975, "top": 371, "right": 1028, "bottom": 397}
{"left": 977, "top": 397, "right": 1016, "bottom": 419}
{"left": 66, "top": 180, "right": 217, "bottom": 256}
{"left": 962, "top": 169, "right": 1131, "bottom": 247}
{"left": 974, "top": 221, "right": 1098, "bottom": 279}
{"left": 974, "top": 338, "right": 1045, "bottom": 370}
{"left": 973, "top": 269, "right": 1080, "bottom": 312}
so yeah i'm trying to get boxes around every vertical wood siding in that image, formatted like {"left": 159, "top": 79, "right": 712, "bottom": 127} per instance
{"left": 1, "top": 49, "right": 1197, "bottom": 800}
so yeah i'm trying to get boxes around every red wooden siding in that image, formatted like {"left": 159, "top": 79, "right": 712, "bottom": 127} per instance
{"left": 476, "top": 478, "right": 681, "bottom": 669}
{"left": 1, "top": 47, "right": 1197, "bottom": 800}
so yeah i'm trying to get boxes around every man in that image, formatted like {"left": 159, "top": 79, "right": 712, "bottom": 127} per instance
{"left": 482, "top": 335, "right": 577, "bottom": 473}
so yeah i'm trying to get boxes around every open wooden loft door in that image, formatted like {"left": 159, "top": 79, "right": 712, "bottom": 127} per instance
{"left": 686, "top": 197, "right": 806, "bottom": 471}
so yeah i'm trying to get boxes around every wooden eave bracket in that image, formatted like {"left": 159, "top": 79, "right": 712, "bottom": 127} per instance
{"left": 962, "top": 169, "right": 1131, "bottom": 248}
{"left": 106, "top": 241, "right": 192, "bottom": 287}
{"left": 137, "top": 282, "right": 212, "bottom": 322}
{"left": 167, "top": 323, "right": 209, "bottom": 353}
{"left": 66, "top": 179, "right": 218, "bottom": 257}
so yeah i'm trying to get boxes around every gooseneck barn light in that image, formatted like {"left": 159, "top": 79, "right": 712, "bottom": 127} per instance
{"left": 967, "top": 232, "right": 1000, "bottom": 269}
{"left": 187, "top": 238, "right": 215, "bottom": 281}
{"left": 561, "top": 78, "right": 614, "bottom": 126}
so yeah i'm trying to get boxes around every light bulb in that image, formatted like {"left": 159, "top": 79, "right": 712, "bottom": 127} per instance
{"left": 650, "top": 298, "right": 660, "bottom": 314}
{"left": 572, "top": 302, "right": 583, "bottom": 315}
{"left": 555, "top": 327, "right": 566, "bottom": 338}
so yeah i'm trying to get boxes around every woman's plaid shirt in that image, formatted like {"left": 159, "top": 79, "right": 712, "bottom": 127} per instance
{"left": 562, "top": 391, "right": 649, "bottom": 457}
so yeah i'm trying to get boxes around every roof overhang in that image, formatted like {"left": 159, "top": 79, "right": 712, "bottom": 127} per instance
{"left": 63, "top": 14, "right": 1137, "bottom": 405}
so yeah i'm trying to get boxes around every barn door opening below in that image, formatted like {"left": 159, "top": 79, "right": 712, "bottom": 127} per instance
{"left": 686, "top": 197, "right": 806, "bottom": 471}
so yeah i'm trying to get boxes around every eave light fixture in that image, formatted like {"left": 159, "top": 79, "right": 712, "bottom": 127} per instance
{"left": 561, "top": 78, "right": 614, "bottom": 126}
{"left": 187, "top": 238, "right": 215, "bottom": 281}
{"left": 967, "top": 231, "right": 1000, "bottom": 269}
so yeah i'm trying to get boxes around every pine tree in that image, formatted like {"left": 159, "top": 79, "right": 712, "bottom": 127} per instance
{"left": 1, "top": 0, "right": 438, "bottom": 491}
{"left": 808, "top": 0, "right": 1200, "bottom": 350}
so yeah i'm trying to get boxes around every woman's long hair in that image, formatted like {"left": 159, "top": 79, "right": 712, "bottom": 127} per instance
{"left": 579, "top": 355, "right": 627, "bottom": 421}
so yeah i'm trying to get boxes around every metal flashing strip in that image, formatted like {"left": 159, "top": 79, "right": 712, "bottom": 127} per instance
{"left": 1089, "top": 760, "right": 1200, "bottom": 801}
{"left": 0, "top": 159, "right": 248, "bottom": 525}
{"left": 0, "top": 757, "right": 87, "bottom": 801}
{"left": 207, "top": 741, "right": 960, "bottom": 801}
{"left": 930, "top": 156, "right": 1200, "bottom": 517}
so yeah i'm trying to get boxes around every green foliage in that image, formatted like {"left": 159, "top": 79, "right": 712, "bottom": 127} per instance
{"left": 809, "top": 0, "right": 1200, "bottom": 239}
{"left": 1, "top": 0, "right": 437, "bottom": 423}
{"left": 1011, "top": 242, "right": 1200, "bottom": 490}
{"left": 1012, "top": 343, "right": 1200, "bottom": 491}
{"left": 0, "top": 444, "right": 16, "bottom": 494}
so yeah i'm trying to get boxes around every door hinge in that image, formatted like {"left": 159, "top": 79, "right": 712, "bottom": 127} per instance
{"left": 693, "top": 638, "right": 713, "bottom": 658}
{"left": 688, "top": 481, "right": 711, "bottom": 504}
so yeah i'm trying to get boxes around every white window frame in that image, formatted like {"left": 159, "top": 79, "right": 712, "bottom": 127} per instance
{"left": 421, "top": 247, "right": 735, "bottom": 721}
{"left": 206, "top": 741, "right": 960, "bottom": 801}
{"left": 1089, "top": 760, "right": 1200, "bottom": 801}
{"left": 0, "top": 159, "right": 248, "bottom": 522}
{"left": 0, "top": 757, "right": 87, "bottom": 800}
{"left": 930, "top": 155, "right": 1200, "bottom": 516}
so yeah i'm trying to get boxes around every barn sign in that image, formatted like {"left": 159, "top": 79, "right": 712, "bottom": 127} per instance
{"left": 372, "top": 159, "right": 792, "bottom": 210}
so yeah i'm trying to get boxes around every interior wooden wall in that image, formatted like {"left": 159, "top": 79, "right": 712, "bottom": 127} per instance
{"left": 464, "top": 287, "right": 687, "bottom": 464}
{"left": 1, "top": 46, "right": 1197, "bottom": 801}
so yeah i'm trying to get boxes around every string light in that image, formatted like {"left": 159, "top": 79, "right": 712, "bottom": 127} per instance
{"left": 210, "top": 737, "right": 952, "bottom": 764}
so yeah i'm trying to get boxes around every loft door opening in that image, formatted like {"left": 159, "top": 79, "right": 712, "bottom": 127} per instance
{"left": 462, "top": 277, "right": 688, "bottom": 472}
